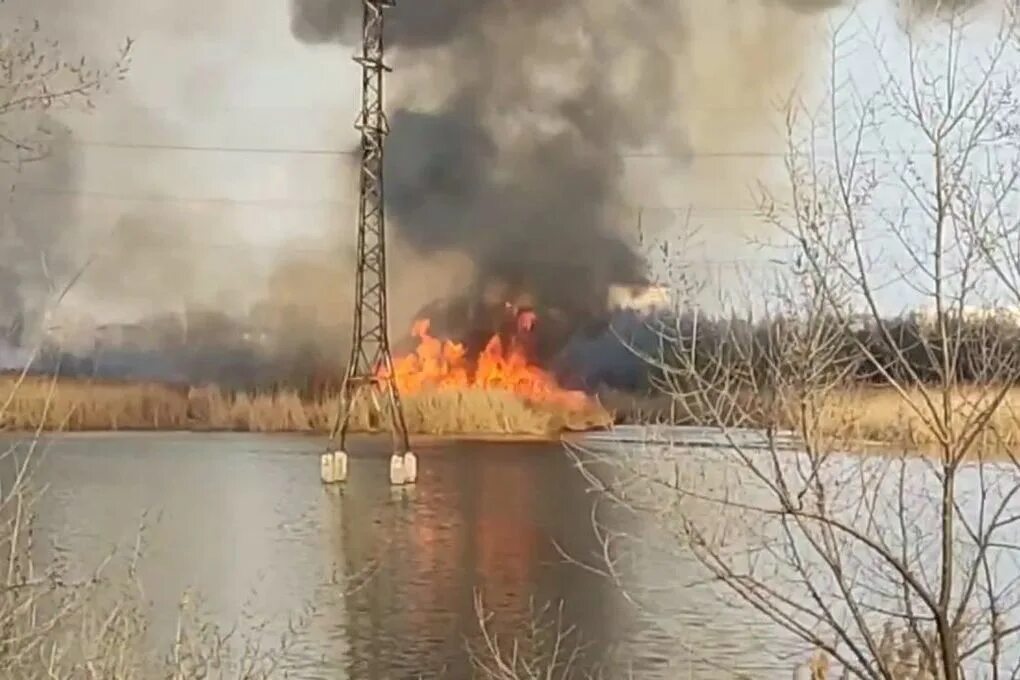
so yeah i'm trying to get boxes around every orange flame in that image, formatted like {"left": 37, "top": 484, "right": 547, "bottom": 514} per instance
{"left": 380, "top": 318, "right": 589, "bottom": 410}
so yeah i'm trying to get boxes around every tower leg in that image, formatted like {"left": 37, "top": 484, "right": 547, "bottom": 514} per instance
{"left": 324, "top": 373, "right": 416, "bottom": 486}
{"left": 330, "top": 371, "right": 358, "bottom": 451}
{"left": 323, "top": 362, "right": 359, "bottom": 486}
{"left": 380, "top": 358, "right": 415, "bottom": 486}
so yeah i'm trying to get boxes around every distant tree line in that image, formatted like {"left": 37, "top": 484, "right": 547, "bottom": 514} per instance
{"left": 22, "top": 308, "right": 1020, "bottom": 397}
{"left": 27, "top": 307, "right": 348, "bottom": 397}
{"left": 653, "top": 311, "right": 1020, "bottom": 389}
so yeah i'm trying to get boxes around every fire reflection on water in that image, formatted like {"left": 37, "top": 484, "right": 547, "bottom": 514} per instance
{"left": 24, "top": 432, "right": 799, "bottom": 679}
{"left": 326, "top": 444, "right": 549, "bottom": 677}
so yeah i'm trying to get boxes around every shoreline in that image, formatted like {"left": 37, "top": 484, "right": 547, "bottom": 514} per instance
{"left": 1, "top": 375, "right": 614, "bottom": 439}
{"left": 0, "top": 428, "right": 573, "bottom": 445}
{"left": 8, "top": 375, "right": 1020, "bottom": 457}
{"left": 7, "top": 426, "right": 1013, "bottom": 463}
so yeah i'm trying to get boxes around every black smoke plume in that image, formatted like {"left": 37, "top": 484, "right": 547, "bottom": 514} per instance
{"left": 288, "top": 0, "right": 982, "bottom": 369}
{"left": 290, "top": 0, "right": 673, "bottom": 359}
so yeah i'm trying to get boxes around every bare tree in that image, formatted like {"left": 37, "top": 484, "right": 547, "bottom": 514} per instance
{"left": 468, "top": 592, "right": 608, "bottom": 680}
{"left": 0, "top": 13, "right": 343, "bottom": 677}
{"left": 571, "top": 4, "right": 1020, "bottom": 679}
{"left": 0, "top": 1, "right": 131, "bottom": 166}
{"left": 0, "top": 1, "right": 132, "bottom": 356}
{"left": 0, "top": 382, "right": 385, "bottom": 678}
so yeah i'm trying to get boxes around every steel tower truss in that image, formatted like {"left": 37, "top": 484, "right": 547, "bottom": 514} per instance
{"left": 330, "top": 0, "right": 410, "bottom": 457}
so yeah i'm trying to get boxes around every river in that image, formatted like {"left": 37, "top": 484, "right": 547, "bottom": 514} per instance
{"left": 17, "top": 430, "right": 801, "bottom": 678}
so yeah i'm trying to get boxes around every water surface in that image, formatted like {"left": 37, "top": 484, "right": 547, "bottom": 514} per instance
{"left": 19, "top": 431, "right": 789, "bottom": 678}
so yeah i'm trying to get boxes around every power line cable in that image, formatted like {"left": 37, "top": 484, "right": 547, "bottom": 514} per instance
{"left": 68, "top": 140, "right": 360, "bottom": 157}
{"left": 14, "top": 186, "right": 357, "bottom": 209}
{"left": 64, "top": 138, "right": 945, "bottom": 160}
{"left": 15, "top": 185, "right": 765, "bottom": 213}
{"left": 88, "top": 103, "right": 793, "bottom": 114}
{"left": 14, "top": 185, "right": 942, "bottom": 221}
{"left": 78, "top": 238, "right": 775, "bottom": 263}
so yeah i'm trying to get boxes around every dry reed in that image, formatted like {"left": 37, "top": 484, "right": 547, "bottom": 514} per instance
{"left": 14, "top": 373, "right": 1020, "bottom": 447}
{"left": 605, "top": 383, "right": 1020, "bottom": 456}
{"left": 0, "top": 375, "right": 612, "bottom": 437}
{"left": 780, "top": 385, "right": 1020, "bottom": 456}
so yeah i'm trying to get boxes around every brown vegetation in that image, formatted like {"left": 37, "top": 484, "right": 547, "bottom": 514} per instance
{"left": 603, "top": 385, "right": 1020, "bottom": 456}
{"left": 0, "top": 375, "right": 612, "bottom": 437}
{"left": 10, "top": 372, "right": 1017, "bottom": 449}
{"left": 783, "top": 386, "right": 1020, "bottom": 453}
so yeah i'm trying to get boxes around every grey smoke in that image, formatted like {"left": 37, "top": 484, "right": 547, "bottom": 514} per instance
{"left": 288, "top": 0, "right": 985, "bottom": 353}
{"left": 291, "top": 0, "right": 494, "bottom": 47}
{"left": 0, "top": 118, "right": 80, "bottom": 347}
{"left": 0, "top": 0, "right": 988, "bottom": 389}
{"left": 1, "top": 1, "right": 351, "bottom": 390}
{"left": 290, "top": 0, "right": 678, "bottom": 344}
{"left": 384, "top": 106, "right": 643, "bottom": 328}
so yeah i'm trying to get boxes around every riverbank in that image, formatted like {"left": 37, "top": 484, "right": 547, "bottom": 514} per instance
{"left": 7, "top": 375, "right": 1019, "bottom": 451}
{"left": 601, "top": 385, "right": 1020, "bottom": 454}
{"left": 0, "top": 375, "right": 612, "bottom": 437}
{"left": 803, "top": 386, "right": 1020, "bottom": 453}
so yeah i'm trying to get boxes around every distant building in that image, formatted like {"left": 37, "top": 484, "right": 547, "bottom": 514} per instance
{"left": 846, "top": 314, "right": 867, "bottom": 333}
{"left": 241, "top": 329, "right": 272, "bottom": 347}
{"left": 607, "top": 284, "right": 671, "bottom": 315}
{"left": 911, "top": 304, "right": 1020, "bottom": 328}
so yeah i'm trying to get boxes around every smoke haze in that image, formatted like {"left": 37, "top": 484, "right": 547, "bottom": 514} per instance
{"left": 0, "top": 118, "right": 81, "bottom": 346}
{"left": 0, "top": 0, "right": 994, "bottom": 386}
{"left": 289, "top": 0, "right": 990, "bottom": 334}
{"left": 0, "top": 0, "right": 360, "bottom": 376}
{"left": 299, "top": 0, "right": 663, "bottom": 315}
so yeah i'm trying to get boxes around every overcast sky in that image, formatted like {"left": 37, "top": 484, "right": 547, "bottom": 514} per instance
{"left": 17, "top": 0, "right": 359, "bottom": 232}
{"left": 2, "top": 0, "right": 1013, "bottom": 327}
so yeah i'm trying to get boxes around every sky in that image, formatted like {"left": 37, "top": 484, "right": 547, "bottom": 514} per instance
{"left": 1, "top": 0, "right": 1015, "bottom": 333}
{"left": 2, "top": 0, "right": 359, "bottom": 324}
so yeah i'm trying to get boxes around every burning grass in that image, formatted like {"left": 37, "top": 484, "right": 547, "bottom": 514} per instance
{"left": 0, "top": 312, "right": 614, "bottom": 437}
{"left": 0, "top": 310, "right": 618, "bottom": 437}
{"left": 383, "top": 318, "right": 592, "bottom": 412}
{"left": 0, "top": 375, "right": 611, "bottom": 437}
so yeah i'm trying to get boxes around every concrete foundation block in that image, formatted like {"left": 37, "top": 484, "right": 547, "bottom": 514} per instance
{"left": 320, "top": 453, "right": 334, "bottom": 483}
{"left": 320, "top": 451, "right": 348, "bottom": 484}
{"left": 404, "top": 452, "right": 418, "bottom": 484}
{"left": 389, "top": 452, "right": 418, "bottom": 486}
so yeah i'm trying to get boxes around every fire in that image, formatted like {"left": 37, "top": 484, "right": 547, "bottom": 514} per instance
{"left": 380, "top": 315, "right": 589, "bottom": 410}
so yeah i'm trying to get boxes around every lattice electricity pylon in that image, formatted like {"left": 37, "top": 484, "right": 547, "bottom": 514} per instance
{"left": 326, "top": 0, "right": 412, "bottom": 479}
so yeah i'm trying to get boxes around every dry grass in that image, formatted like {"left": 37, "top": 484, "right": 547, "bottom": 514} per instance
{"left": 785, "top": 385, "right": 1020, "bottom": 454}
{"left": 0, "top": 375, "right": 612, "bottom": 437}
{"left": 602, "top": 383, "right": 1020, "bottom": 455}
{"left": 0, "top": 376, "right": 193, "bottom": 431}
{"left": 25, "top": 372, "right": 1020, "bottom": 447}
